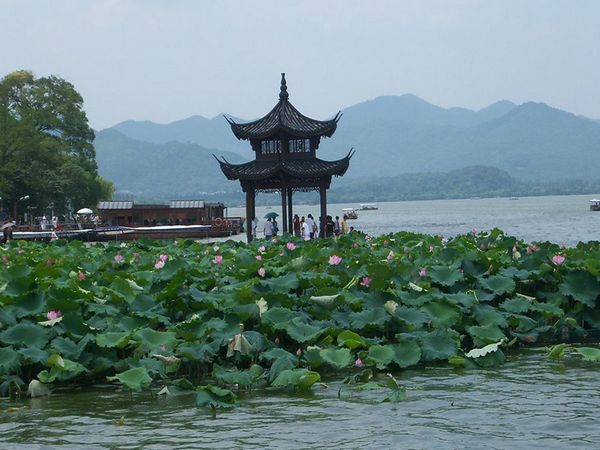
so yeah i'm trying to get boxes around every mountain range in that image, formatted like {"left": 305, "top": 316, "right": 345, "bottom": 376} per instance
{"left": 95, "top": 94, "right": 600, "bottom": 201}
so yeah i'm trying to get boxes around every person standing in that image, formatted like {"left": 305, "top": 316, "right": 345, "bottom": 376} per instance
{"left": 301, "top": 216, "right": 311, "bottom": 240}
{"left": 252, "top": 217, "right": 258, "bottom": 239}
{"left": 341, "top": 215, "right": 349, "bottom": 235}
{"left": 334, "top": 216, "right": 341, "bottom": 236}
{"left": 264, "top": 218, "right": 274, "bottom": 239}
{"left": 293, "top": 214, "right": 301, "bottom": 237}
{"left": 305, "top": 214, "right": 315, "bottom": 239}
{"left": 272, "top": 218, "right": 278, "bottom": 236}
{"left": 325, "top": 215, "right": 334, "bottom": 238}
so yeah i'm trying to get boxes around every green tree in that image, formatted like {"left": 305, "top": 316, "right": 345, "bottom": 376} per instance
{"left": 0, "top": 70, "right": 112, "bottom": 221}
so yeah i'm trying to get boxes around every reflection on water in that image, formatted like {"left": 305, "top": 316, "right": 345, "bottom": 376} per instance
{"left": 228, "top": 194, "right": 600, "bottom": 245}
{"left": 2, "top": 350, "right": 600, "bottom": 449}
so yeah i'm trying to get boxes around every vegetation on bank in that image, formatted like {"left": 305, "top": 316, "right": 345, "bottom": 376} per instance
{"left": 1, "top": 231, "right": 600, "bottom": 409}
{"left": 0, "top": 70, "right": 112, "bottom": 219}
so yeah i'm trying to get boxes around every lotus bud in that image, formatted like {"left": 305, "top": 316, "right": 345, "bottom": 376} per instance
{"left": 296, "top": 348, "right": 302, "bottom": 357}
{"left": 384, "top": 300, "right": 398, "bottom": 315}
{"left": 275, "top": 336, "right": 280, "bottom": 345}
{"left": 355, "top": 357, "right": 363, "bottom": 368}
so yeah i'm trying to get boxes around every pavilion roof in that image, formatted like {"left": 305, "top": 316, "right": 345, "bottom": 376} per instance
{"left": 226, "top": 74, "right": 341, "bottom": 141}
{"left": 215, "top": 150, "right": 354, "bottom": 181}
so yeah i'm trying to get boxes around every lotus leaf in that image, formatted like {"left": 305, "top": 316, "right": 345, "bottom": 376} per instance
{"left": 559, "top": 271, "right": 600, "bottom": 307}
{"left": 428, "top": 266, "right": 463, "bottom": 287}
{"left": 391, "top": 341, "right": 421, "bottom": 368}
{"left": 421, "top": 302, "right": 461, "bottom": 328}
{"left": 573, "top": 347, "right": 600, "bottom": 362}
{"left": 465, "top": 340, "right": 504, "bottom": 358}
{"left": 133, "top": 328, "right": 177, "bottom": 352}
{"left": 420, "top": 330, "right": 459, "bottom": 361}
{"left": 285, "top": 317, "right": 326, "bottom": 343}
{"left": 213, "top": 364, "right": 256, "bottom": 388}
{"left": 349, "top": 308, "right": 388, "bottom": 329}
{"left": 478, "top": 275, "right": 516, "bottom": 295}
{"left": 501, "top": 297, "right": 531, "bottom": 314}
{"left": 0, "top": 347, "right": 21, "bottom": 373}
{"left": 467, "top": 324, "right": 506, "bottom": 346}
{"left": 320, "top": 347, "right": 353, "bottom": 369}
{"left": 96, "top": 332, "right": 131, "bottom": 349}
{"left": 107, "top": 367, "right": 152, "bottom": 392}
{"left": 337, "top": 330, "right": 367, "bottom": 349}
{"left": 262, "top": 307, "right": 297, "bottom": 329}
{"left": 472, "top": 304, "right": 508, "bottom": 328}
{"left": 367, "top": 345, "right": 395, "bottom": 367}
{"left": 196, "top": 384, "right": 236, "bottom": 410}
{"left": 0, "top": 323, "right": 48, "bottom": 348}
{"left": 271, "top": 368, "right": 320, "bottom": 390}
{"left": 259, "top": 273, "right": 299, "bottom": 293}
{"left": 443, "top": 292, "right": 477, "bottom": 308}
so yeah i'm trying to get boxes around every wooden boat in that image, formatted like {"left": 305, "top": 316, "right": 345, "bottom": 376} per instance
{"left": 360, "top": 203, "right": 378, "bottom": 210}
{"left": 590, "top": 199, "right": 600, "bottom": 211}
{"left": 342, "top": 208, "right": 358, "bottom": 219}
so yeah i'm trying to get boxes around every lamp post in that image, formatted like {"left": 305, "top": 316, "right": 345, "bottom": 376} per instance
{"left": 13, "top": 195, "right": 30, "bottom": 224}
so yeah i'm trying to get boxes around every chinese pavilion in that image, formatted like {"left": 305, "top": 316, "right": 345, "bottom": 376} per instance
{"left": 216, "top": 73, "right": 353, "bottom": 242}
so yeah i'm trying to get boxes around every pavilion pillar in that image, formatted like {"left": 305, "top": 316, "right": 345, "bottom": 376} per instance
{"left": 319, "top": 183, "right": 327, "bottom": 238}
{"left": 287, "top": 188, "right": 293, "bottom": 235}
{"left": 281, "top": 187, "right": 288, "bottom": 234}
{"left": 246, "top": 188, "right": 255, "bottom": 242}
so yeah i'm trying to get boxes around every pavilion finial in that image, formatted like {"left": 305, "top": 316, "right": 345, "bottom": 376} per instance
{"left": 279, "top": 73, "right": 289, "bottom": 101}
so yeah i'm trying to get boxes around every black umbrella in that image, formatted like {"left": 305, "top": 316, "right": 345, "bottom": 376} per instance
{"left": 264, "top": 212, "right": 279, "bottom": 219}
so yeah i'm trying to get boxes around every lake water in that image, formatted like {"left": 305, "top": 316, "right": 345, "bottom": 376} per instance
{"left": 3, "top": 194, "right": 600, "bottom": 449}
{"left": 228, "top": 194, "right": 600, "bottom": 245}
{"left": 2, "top": 350, "right": 599, "bottom": 449}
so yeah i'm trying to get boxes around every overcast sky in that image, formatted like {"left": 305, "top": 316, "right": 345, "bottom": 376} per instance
{"left": 3, "top": 0, "right": 599, "bottom": 129}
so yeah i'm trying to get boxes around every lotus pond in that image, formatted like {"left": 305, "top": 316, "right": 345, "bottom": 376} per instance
{"left": 1, "top": 230, "right": 600, "bottom": 423}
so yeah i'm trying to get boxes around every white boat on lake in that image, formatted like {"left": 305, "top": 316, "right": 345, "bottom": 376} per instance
{"left": 342, "top": 208, "right": 358, "bottom": 219}
{"left": 360, "top": 203, "right": 378, "bottom": 210}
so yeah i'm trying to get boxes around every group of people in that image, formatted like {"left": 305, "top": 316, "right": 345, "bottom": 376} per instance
{"left": 253, "top": 213, "right": 353, "bottom": 240}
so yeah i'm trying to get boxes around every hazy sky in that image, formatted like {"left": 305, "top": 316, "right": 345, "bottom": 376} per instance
{"left": 3, "top": 0, "right": 599, "bottom": 129}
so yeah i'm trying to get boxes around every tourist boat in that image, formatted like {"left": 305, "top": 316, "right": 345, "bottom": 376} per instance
{"left": 342, "top": 208, "right": 358, "bottom": 219}
{"left": 590, "top": 199, "right": 600, "bottom": 211}
{"left": 360, "top": 203, "right": 378, "bottom": 210}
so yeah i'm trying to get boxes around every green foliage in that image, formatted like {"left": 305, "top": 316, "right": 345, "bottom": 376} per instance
{"left": 0, "top": 70, "right": 112, "bottom": 217}
{"left": 0, "top": 229, "right": 599, "bottom": 403}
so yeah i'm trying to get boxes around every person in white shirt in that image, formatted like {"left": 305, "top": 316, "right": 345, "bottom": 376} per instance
{"left": 301, "top": 216, "right": 311, "bottom": 240}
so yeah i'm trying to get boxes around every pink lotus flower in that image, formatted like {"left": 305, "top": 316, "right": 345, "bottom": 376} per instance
{"left": 286, "top": 242, "right": 296, "bottom": 251}
{"left": 355, "top": 357, "right": 363, "bottom": 368}
{"left": 258, "top": 267, "right": 266, "bottom": 277}
{"left": 559, "top": 242, "right": 566, "bottom": 249}
{"left": 159, "top": 254, "right": 169, "bottom": 262}
{"left": 255, "top": 255, "right": 262, "bottom": 261}
{"left": 46, "top": 258, "right": 53, "bottom": 266}
{"left": 383, "top": 240, "right": 389, "bottom": 246}
{"left": 471, "top": 229, "right": 477, "bottom": 236}
{"left": 114, "top": 254, "right": 124, "bottom": 263}
{"left": 360, "top": 276, "right": 372, "bottom": 287}
{"left": 154, "top": 260, "right": 165, "bottom": 270}
{"left": 329, "top": 255, "right": 342, "bottom": 265}
{"left": 258, "top": 246, "right": 266, "bottom": 253}
{"left": 481, "top": 243, "right": 487, "bottom": 250}
{"left": 419, "top": 268, "right": 427, "bottom": 277}
{"left": 552, "top": 255, "right": 565, "bottom": 265}
{"left": 386, "top": 251, "right": 394, "bottom": 262}
{"left": 78, "top": 271, "right": 86, "bottom": 281}
{"left": 213, "top": 255, "right": 223, "bottom": 265}
{"left": 47, "top": 310, "right": 61, "bottom": 320}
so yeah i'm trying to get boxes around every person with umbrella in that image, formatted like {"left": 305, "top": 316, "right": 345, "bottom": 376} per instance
{"left": 263, "top": 217, "right": 274, "bottom": 239}
{"left": 1, "top": 218, "right": 15, "bottom": 244}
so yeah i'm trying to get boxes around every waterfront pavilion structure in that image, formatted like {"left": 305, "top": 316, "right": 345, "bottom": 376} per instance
{"left": 216, "top": 74, "right": 353, "bottom": 242}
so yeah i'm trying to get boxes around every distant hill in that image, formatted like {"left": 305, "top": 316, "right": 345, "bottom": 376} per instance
{"left": 105, "top": 94, "right": 600, "bottom": 182}
{"left": 112, "top": 115, "right": 249, "bottom": 156}
{"left": 94, "top": 129, "right": 245, "bottom": 200}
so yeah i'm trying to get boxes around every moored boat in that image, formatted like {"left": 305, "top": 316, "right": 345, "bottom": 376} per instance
{"left": 590, "top": 199, "right": 600, "bottom": 211}
{"left": 360, "top": 203, "right": 378, "bottom": 210}
{"left": 342, "top": 208, "right": 358, "bottom": 219}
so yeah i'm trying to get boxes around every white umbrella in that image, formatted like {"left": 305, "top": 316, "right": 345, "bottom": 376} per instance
{"left": 77, "top": 208, "right": 93, "bottom": 215}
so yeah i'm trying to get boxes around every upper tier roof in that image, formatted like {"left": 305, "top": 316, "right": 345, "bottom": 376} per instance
{"left": 226, "top": 74, "right": 341, "bottom": 141}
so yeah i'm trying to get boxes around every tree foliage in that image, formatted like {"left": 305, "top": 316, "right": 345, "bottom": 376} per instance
{"left": 0, "top": 70, "right": 112, "bottom": 218}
